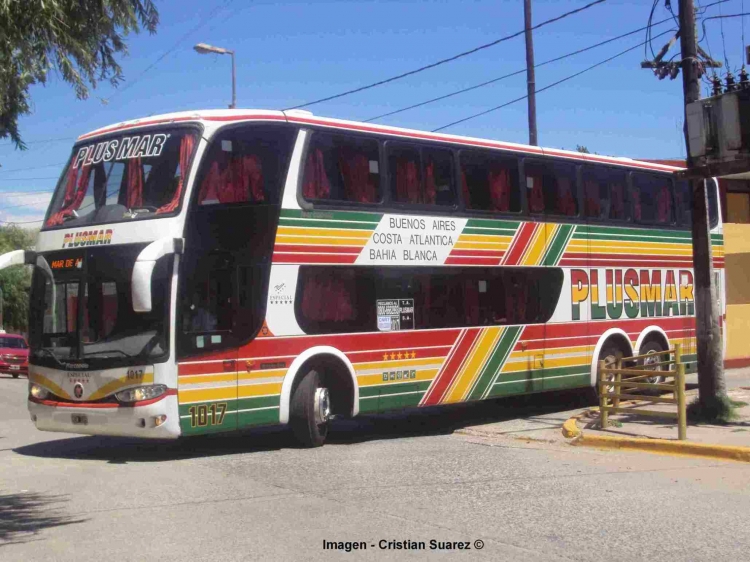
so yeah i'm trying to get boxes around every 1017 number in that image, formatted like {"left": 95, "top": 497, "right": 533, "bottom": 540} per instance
{"left": 188, "top": 403, "right": 227, "bottom": 427}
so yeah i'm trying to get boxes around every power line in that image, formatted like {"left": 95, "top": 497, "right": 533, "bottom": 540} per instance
{"left": 103, "top": 0, "right": 236, "bottom": 104}
{"left": 0, "top": 137, "right": 75, "bottom": 148}
{"left": 0, "top": 162, "right": 65, "bottom": 174}
{"left": 0, "top": 177, "right": 59, "bottom": 182}
{"left": 432, "top": 28, "right": 675, "bottom": 133}
{"left": 367, "top": 17, "right": 677, "bottom": 123}
{"left": 286, "top": 0, "right": 608, "bottom": 110}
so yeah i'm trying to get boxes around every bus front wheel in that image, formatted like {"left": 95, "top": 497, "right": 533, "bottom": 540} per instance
{"left": 290, "top": 370, "right": 330, "bottom": 448}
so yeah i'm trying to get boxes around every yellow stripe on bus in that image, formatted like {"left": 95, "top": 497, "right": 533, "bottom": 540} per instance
{"left": 522, "top": 224, "right": 554, "bottom": 266}
{"left": 501, "top": 355, "right": 590, "bottom": 372}
{"left": 178, "top": 387, "right": 237, "bottom": 403}
{"left": 276, "top": 227, "right": 374, "bottom": 239}
{"left": 354, "top": 357, "right": 443, "bottom": 372}
{"left": 444, "top": 326, "right": 503, "bottom": 404}
{"left": 238, "top": 382, "right": 283, "bottom": 398}
{"left": 276, "top": 235, "right": 369, "bottom": 246}
{"left": 88, "top": 373, "right": 155, "bottom": 401}
{"left": 29, "top": 373, "right": 71, "bottom": 400}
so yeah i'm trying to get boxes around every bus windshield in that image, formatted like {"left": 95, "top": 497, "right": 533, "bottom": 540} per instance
{"left": 43, "top": 127, "right": 199, "bottom": 230}
{"left": 28, "top": 245, "right": 172, "bottom": 369}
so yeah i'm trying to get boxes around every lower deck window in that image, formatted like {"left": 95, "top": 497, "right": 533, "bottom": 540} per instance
{"left": 295, "top": 266, "right": 563, "bottom": 334}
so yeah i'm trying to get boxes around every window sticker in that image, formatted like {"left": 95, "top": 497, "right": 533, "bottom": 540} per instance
{"left": 369, "top": 160, "right": 379, "bottom": 174}
{"left": 221, "top": 140, "right": 233, "bottom": 152}
{"left": 196, "top": 335, "right": 205, "bottom": 349}
{"left": 376, "top": 299, "right": 414, "bottom": 331}
{"left": 211, "top": 335, "right": 222, "bottom": 344}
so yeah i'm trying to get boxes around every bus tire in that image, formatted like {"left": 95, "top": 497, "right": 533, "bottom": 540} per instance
{"left": 12, "top": 373, "right": 18, "bottom": 379}
{"left": 590, "top": 344, "right": 624, "bottom": 404}
{"left": 639, "top": 340, "right": 666, "bottom": 386}
{"left": 289, "top": 370, "right": 330, "bottom": 448}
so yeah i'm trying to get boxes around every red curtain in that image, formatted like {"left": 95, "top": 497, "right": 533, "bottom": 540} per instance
{"left": 198, "top": 154, "right": 262, "bottom": 204}
{"left": 339, "top": 152, "right": 376, "bottom": 203}
{"left": 488, "top": 168, "right": 511, "bottom": 211}
{"left": 632, "top": 188, "right": 642, "bottom": 221}
{"left": 584, "top": 181, "right": 600, "bottom": 217}
{"left": 527, "top": 174, "right": 544, "bottom": 213}
{"left": 46, "top": 164, "right": 92, "bottom": 226}
{"left": 505, "top": 276, "right": 528, "bottom": 325}
{"left": 556, "top": 177, "right": 576, "bottom": 216}
{"left": 424, "top": 161, "right": 437, "bottom": 204}
{"left": 303, "top": 149, "right": 331, "bottom": 199}
{"left": 301, "top": 272, "right": 355, "bottom": 322}
{"left": 657, "top": 184, "right": 671, "bottom": 222}
{"left": 126, "top": 158, "right": 143, "bottom": 208}
{"left": 157, "top": 134, "right": 196, "bottom": 214}
{"left": 464, "top": 280, "right": 480, "bottom": 326}
{"left": 461, "top": 171, "right": 471, "bottom": 208}
{"left": 610, "top": 183, "right": 625, "bottom": 219}
{"left": 396, "top": 158, "right": 420, "bottom": 203}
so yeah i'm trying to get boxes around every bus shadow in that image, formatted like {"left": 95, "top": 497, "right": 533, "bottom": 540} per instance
{"left": 327, "top": 389, "right": 593, "bottom": 445}
{"left": 13, "top": 390, "right": 593, "bottom": 462}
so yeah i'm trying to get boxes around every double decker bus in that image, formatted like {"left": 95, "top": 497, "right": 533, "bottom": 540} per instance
{"left": 0, "top": 109, "right": 724, "bottom": 447}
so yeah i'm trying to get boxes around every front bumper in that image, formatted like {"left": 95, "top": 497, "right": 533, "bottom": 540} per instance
{"left": 0, "top": 362, "right": 28, "bottom": 375}
{"left": 28, "top": 392, "right": 181, "bottom": 439}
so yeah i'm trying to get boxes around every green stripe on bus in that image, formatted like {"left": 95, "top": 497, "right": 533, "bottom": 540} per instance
{"left": 493, "top": 364, "right": 590, "bottom": 385}
{"left": 280, "top": 208, "right": 382, "bottom": 223}
{"left": 541, "top": 224, "right": 574, "bottom": 266}
{"left": 278, "top": 218, "right": 379, "bottom": 231}
{"left": 487, "top": 372, "right": 590, "bottom": 398}
{"left": 574, "top": 225, "right": 693, "bottom": 239}
{"left": 360, "top": 380, "right": 431, "bottom": 398}
{"left": 468, "top": 325, "right": 522, "bottom": 401}
{"left": 465, "top": 218, "right": 522, "bottom": 230}
{"left": 237, "top": 407, "right": 280, "bottom": 428}
{"left": 376, "top": 391, "right": 423, "bottom": 412}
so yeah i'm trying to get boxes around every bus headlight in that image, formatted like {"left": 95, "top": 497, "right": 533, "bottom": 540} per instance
{"left": 115, "top": 384, "right": 167, "bottom": 403}
{"left": 29, "top": 384, "right": 49, "bottom": 400}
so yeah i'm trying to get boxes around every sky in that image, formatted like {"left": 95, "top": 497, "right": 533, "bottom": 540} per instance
{"left": 1, "top": 0, "right": 747, "bottom": 225}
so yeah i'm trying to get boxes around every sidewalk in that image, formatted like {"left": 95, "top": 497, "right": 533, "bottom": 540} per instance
{"left": 579, "top": 387, "right": 750, "bottom": 448}
{"left": 455, "top": 370, "right": 750, "bottom": 462}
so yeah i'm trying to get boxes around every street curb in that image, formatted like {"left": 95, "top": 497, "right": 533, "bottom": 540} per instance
{"left": 572, "top": 434, "right": 750, "bottom": 462}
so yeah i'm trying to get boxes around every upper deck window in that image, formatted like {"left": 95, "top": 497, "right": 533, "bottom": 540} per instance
{"left": 631, "top": 172, "right": 673, "bottom": 225}
{"left": 43, "top": 127, "right": 199, "bottom": 230}
{"left": 582, "top": 166, "right": 628, "bottom": 221}
{"left": 460, "top": 151, "right": 521, "bottom": 213}
{"left": 388, "top": 144, "right": 455, "bottom": 207}
{"left": 525, "top": 160, "right": 578, "bottom": 216}
{"left": 302, "top": 132, "right": 381, "bottom": 204}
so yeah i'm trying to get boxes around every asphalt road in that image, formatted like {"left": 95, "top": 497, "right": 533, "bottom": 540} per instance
{"left": 1, "top": 373, "right": 749, "bottom": 562}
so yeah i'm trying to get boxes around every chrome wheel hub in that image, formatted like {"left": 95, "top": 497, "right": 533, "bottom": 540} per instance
{"left": 314, "top": 387, "right": 331, "bottom": 425}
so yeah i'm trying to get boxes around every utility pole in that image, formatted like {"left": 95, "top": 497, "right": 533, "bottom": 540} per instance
{"left": 524, "top": 0, "right": 538, "bottom": 146}
{"left": 678, "top": 0, "right": 727, "bottom": 413}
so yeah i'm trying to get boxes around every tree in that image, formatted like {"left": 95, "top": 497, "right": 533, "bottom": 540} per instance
{"left": 576, "top": 145, "right": 590, "bottom": 154}
{"left": 0, "top": 226, "right": 37, "bottom": 332}
{"left": 0, "top": 0, "right": 159, "bottom": 149}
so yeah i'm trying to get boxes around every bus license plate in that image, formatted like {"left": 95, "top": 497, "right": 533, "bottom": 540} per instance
{"left": 9, "top": 365, "right": 19, "bottom": 370}
{"left": 71, "top": 414, "right": 88, "bottom": 425}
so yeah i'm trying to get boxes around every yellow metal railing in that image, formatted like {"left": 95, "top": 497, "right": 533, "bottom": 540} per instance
{"left": 598, "top": 343, "right": 687, "bottom": 440}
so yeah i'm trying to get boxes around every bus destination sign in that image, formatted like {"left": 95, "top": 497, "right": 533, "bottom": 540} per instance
{"left": 50, "top": 255, "right": 83, "bottom": 272}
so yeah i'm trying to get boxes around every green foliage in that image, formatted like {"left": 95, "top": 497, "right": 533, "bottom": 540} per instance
{"left": 0, "top": 0, "right": 159, "bottom": 148}
{"left": 687, "top": 394, "right": 745, "bottom": 424}
{"left": 576, "top": 145, "right": 591, "bottom": 154}
{"left": 0, "top": 226, "right": 36, "bottom": 332}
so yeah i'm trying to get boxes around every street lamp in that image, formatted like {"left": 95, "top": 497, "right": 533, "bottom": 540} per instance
{"left": 194, "top": 42, "right": 236, "bottom": 109}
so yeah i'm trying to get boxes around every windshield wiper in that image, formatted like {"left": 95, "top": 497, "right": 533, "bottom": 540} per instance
{"left": 83, "top": 349, "right": 132, "bottom": 358}
{"left": 36, "top": 347, "right": 65, "bottom": 367}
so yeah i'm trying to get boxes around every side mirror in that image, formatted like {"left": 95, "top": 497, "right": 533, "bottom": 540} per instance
{"left": 132, "top": 238, "right": 184, "bottom": 313}
{"left": 0, "top": 249, "right": 36, "bottom": 270}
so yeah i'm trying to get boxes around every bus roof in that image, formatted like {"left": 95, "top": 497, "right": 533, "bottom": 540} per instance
{"left": 77, "top": 108, "right": 683, "bottom": 174}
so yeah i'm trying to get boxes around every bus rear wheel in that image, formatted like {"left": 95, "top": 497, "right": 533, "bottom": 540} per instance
{"left": 290, "top": 370, "right": 330, "bottom": 448}
{"left": 639, "top": 341, "right": 666, "bottom": 385}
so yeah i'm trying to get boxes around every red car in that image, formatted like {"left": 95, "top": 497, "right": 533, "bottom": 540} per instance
{"left": 0, "top": 334, "right": 29, "bottom": 378}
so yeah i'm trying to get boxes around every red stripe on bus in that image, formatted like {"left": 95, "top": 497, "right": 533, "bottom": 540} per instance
{"left": 448, "top": 249, "right": 505, "bottom": 257}
{"left": 422, "top": 328, "right": 481, "bottom": 406}
{"left": 273, "top": 244, "right": 363, "bottom": 254}
{"left": 348, "top": 346, "right": 454, "bottom": 364}
{"left": 502, "top": 222, "right": 537, "bottom": 265}
{"left": 445, "top": 257, "right": 500, "bottom": 266}
{"left": 272, "top": 253, "right": 358, "bottom": 264}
